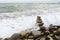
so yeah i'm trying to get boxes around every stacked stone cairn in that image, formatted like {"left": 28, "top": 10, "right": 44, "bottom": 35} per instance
{"left": 4, "top": 16, "right": 60, "bottom": 40}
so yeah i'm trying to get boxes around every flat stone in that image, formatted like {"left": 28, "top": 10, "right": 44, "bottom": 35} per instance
{"left": 32, "top": 30, "right": 41, "bottom": 36}
{"left": 20, "top": 30, "right": 31, "bottom": 36}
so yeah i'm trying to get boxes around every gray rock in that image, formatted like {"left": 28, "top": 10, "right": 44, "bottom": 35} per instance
{"left": 9, "top": 33, "right": 21, "bottom": 40}
{"left": 0, "top": 38, "right": 2, "bottom": 40}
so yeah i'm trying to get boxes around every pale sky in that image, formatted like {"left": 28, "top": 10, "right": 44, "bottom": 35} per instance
{"left": 0, "top": 0, "right": 60, "bottom": 3}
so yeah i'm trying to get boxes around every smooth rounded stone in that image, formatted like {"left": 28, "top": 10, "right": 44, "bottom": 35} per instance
{"left": 53, "top": 31, "right": 58, "bottom": 36}
{"left": 54, "top": 32, "right": 60, "bottom": 36}
{"left": 49, "top": 34, "right": 54, "bottom": 37}
{"left": 57, "top": 28, "right": 60, "bottom": 32}
{"left": 52, "top": 27, "right": 58, "bottom": 30}
{"left": 4, "top": 38, "right": 9, "bottom": 40}
{"left": 53, "top": 25, "right": 60, "bottom": 28}
{"left": 57, "top": 26, "right": 60, "bottom": 28}
{"left": 40, "top": 37, "right": 45, "bottom": 40}
{"left": 49, "top": 24, "right": 53, "bottom": 27}
{"left": 37, "top": 16, "right": 41, "bottom": 19}
{"left": 53, "top": 28, "right": 60, "bottom": 36}
{"left": 9, "top": 33, "right": 21, "bottom": 40}
{"left": 45, "top": 30, "right": 50, "bottom": 33}
{"left": 53, "top": 26, "right": 58, "bottom": 28}
{"left": 50, "top": 25, "right": 60, "bottom": 30}
{"left": 49, "top": 27, "right": 56, "bottom": 33}
{"left": 36, "top": 19, "right": 42, "bottom": 23}
{"left": 55, "top": 35, "right": 59, "bottom": 40}
{"left": 20, "top": 30, "right": 31, "bottom": 36}
{"left": 52, "top": 36, "right": 58, "bottom": 40}
{"left": 36, "top": 20, "right": 42, "bottom": 23}
{"left": 38, "top": 23, "right": 44, "bottom": 26}
{"left": 49, "top": 27, "right": 57, "bottom": 31}
{"left": 53, "top": 30, "right": 57, "bottom": 34}
{"left": 36, "top": 16, "right": 42, "bottom": 22}
{"left": 32, "top": 30, "right": 41, "bottom": 36}
{"left": 44, "top": 30, "right": 50, "bottom": 36}
{"left": 39, "top": 26, "right": 46, "bottom": 32}
{"left": 28, "top": 36, "right": 34, "bottom": 39}
{"left": 53, "top": 27, "right": 58, "bottom": 30}
{"left": 47, "top": 35, "right": 53, "bottom": 40}
{"left": 44, "top": 36, "right": 50, "bottom": 40}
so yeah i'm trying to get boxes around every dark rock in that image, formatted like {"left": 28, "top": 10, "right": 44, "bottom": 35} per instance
{"left": 52, "top": 36, "right": 58, "bottom": 40}
{"left": 44, "top": 30, "right": 50, "bottom": 36}
{"left": 9, "top": 33, "right": 21, "bottom": 40}
{"left": 44, "top": 36, "right": 50, "bottom": 40}
{"left": 4, "top": 38, "right": 9, "bottom": 40}
{"left": 38, "top": 23, "right": 44, "bottom": 26}
{"left": 36, "top": 16, "right": 44, "bottom": 26}
{"left": 40, "top": 26, "right": 46, "bottom": 32}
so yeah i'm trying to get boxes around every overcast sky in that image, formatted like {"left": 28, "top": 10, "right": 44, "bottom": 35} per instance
{"left": 0, "top": 0, "right": 60, "bottom": 3}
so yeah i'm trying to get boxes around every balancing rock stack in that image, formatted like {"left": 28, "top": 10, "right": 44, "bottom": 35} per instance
{"left": 36, "top": 16, "right": 46, "bottom": 32}
{"left": 3, "top": 16, "right": 60, "bottom": 40}
{"left": 36, "top": 16, "right": 44, "bottom": 26}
